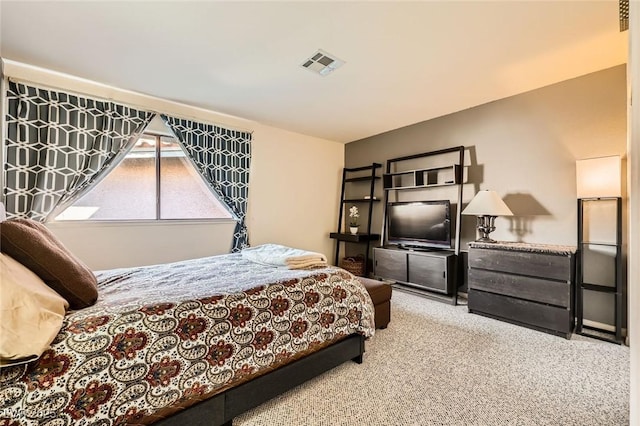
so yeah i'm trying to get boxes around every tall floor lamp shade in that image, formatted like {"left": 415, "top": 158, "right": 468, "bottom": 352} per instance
{"left": 462, "top": 190, "right": 513, "bottom": 243}
{"left": 576, "top": 155, "right": 622, "bottom": 198}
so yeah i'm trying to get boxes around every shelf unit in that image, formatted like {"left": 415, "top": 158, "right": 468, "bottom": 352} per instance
{"left": 382, "top": 165, "right": 460, "bottom": 190}
{"left": 575, "top": 197, "right": 623, "bottom": 344}
{"left": 375, "top": 146, "right": 464, "bottom": 305}
{"left": 330, "top": 163, "right": 382, "bottom": 276}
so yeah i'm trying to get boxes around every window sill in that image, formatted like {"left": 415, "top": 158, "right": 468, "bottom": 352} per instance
{"left": 47, "top": 218, "right": 238, "bottom": 228}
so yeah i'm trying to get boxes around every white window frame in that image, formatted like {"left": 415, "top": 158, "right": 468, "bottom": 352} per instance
{"left": 52, "top": 131, "right": 238, "bottom": 225}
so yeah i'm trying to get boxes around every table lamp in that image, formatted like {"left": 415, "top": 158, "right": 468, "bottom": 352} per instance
{"left": 462, "top": 190, "right": 513, "bottom": 243}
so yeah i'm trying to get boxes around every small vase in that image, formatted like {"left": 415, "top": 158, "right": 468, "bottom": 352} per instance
{"left": 349, "top": 226, "right": 359, "bottom": 235}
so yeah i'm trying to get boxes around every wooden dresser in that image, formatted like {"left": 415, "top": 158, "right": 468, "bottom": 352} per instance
{"left": 467, "top": 242, "right": 577, "bottom": 339}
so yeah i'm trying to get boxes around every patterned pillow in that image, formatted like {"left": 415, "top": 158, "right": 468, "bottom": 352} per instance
{"left": 0, "top": 218, "right": 98, "bottom": 309}
{"left": 0, "top": 253, "right": 68, "bottom": 367}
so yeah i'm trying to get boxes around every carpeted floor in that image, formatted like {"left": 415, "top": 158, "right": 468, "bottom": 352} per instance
{"left": 235, "top": 290, "right": 629, "bottom": 425}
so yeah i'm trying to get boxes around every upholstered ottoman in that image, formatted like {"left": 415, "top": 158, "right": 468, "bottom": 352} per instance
{"left": 358, "top": 277, "right": 392, "bottom": 329}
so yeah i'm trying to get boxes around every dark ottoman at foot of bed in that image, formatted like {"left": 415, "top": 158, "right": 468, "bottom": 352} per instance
{"left": 358, "top": 278, "right": 392, "bottom": 329}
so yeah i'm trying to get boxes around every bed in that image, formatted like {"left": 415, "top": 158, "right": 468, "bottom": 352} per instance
{"left": 0, "top": 250, "right": 375, "bottom": 425}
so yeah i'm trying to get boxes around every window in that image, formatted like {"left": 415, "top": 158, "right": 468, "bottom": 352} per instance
{"left": 55, "top": 133, "right": 233, "bottom": 221}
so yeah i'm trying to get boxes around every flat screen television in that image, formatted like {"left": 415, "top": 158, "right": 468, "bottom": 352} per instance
{"left": 386, "top": 200, "right": 452, "bottom": 250}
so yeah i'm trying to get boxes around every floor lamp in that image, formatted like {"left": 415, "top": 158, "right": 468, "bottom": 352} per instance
{"left": 575, "top": 155, "right": 623, "bottom": 343}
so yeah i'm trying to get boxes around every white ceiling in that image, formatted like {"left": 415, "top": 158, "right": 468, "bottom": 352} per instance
{"left": 0, "top": 1, "right": 628, "bottom": 143}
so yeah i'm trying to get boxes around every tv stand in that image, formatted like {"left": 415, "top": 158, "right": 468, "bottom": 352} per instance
{"left": 380, "top": 146, "right": 464, "bottom": 305}
{"left": 396, "top": 244, "right": 448, "bottom": 253}
{"left": 373, "top": 246, "right": 456, "bottom": 301}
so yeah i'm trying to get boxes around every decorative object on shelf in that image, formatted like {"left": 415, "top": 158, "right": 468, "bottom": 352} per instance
{"left": 340, "top": 255, "right": 365, "bottom": 276}
{"left": 575, "top": 155, "right": 623, "bottom": 343}
{"left": 462, "top": 190, "right": 513, "bottom": 243}
{"left": 349, "top": 205, "right": 359, "bottom": 234}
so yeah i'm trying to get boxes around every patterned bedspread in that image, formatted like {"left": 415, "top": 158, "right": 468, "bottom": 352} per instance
{"left": 0, "top": 253, "right": 375, "bottom": 425}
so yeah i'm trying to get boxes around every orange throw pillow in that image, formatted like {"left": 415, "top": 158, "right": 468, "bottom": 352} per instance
{"left": 0, "top": 218, "right": 98, "bottom": 309}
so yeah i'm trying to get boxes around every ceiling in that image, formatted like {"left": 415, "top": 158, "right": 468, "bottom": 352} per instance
{"left": 0, "top": 1, "right": 628, "bottom": 143}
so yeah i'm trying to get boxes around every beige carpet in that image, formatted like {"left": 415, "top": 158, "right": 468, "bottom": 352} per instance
{"left": 235, "top": 290, "right": 629, "bottom": 425}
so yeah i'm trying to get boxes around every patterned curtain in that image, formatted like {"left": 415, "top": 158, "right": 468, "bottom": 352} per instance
{"left": 4, "top": 81, "right": 154, "bottom": 221}
{"left": 161, "top": 114, "right": 252, "bottom": 252}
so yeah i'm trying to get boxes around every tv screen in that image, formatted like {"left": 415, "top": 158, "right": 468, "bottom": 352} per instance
{"left": 387, "top": 200, "right": 451, "bottom": 249}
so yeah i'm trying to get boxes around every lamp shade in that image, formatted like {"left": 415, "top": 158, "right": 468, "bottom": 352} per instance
{"left": 576, "top": 155, "right": 621, "bottom": 198}
{"left": 462, "top": 190, "right": 513, "bottom": 216}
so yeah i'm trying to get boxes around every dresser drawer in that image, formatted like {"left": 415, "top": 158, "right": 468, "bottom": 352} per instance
{"left": 468, "top": 268, "right": 571, "bottom": 308}
{"left": 468, "top": 290, "right": 573, "bottom": 335}
{"left": 469, "top": 248, "right": 572, "bottom": 281}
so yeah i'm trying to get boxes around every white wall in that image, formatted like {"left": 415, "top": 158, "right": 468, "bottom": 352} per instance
{"left": 247, "top": 124, "right": 343, "bottom": 259}
{"left": 46, "top": 220, "right": 237, "bottom": 270}
{"left": 346, "top": 66, "right": 628, "bottom": 250}
{"left": 1, "top": 60, "right": 344, "bottom": 269}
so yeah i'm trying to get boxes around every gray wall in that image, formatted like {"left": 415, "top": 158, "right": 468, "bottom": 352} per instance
{"left": 345, "top": 65, "right": 627, "bottom": 327}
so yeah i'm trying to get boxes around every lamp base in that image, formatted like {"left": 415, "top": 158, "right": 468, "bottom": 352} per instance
{"left": 475, "top": 236, "right": 497, "bottom": 243}
{"left": 476, "top": 215, "right": 498, "bottom": 243}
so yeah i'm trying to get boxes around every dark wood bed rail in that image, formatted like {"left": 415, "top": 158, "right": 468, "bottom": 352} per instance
{"left": 155, "top": 333, "right": 365, "bottom": 426}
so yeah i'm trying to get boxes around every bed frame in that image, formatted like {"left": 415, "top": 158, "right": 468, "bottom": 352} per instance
{"left": 155, "top": 333, "right": 365, "bottom": 426}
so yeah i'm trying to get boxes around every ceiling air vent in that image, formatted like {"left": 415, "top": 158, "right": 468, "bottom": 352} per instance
{"left": 301, "top": 49, "right": 345, "bottom": 76}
